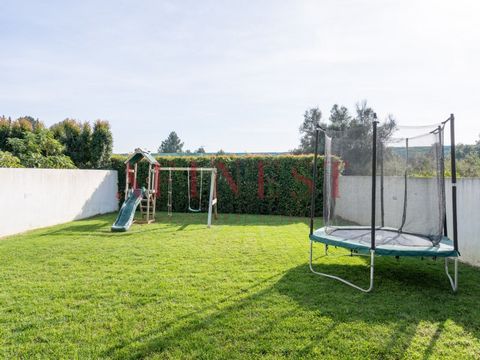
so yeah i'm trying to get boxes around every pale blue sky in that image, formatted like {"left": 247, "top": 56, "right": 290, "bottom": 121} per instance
{"left": 1, "top": 0, "right": 479, "bottom": 153}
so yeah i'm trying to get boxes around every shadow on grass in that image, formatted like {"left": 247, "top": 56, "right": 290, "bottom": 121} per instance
{"left": 40, "top": 212, "right": 314, "bottom": 239}
{"left": 275, "top": 260, "right": 480, "bottom": 356}
{"left": 103, "top": 257, "right": 480, "bottom": 359}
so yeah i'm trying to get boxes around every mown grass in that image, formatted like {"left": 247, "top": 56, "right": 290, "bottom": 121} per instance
{"left": 0, "top": 212, "right": 479, "bottom": 359}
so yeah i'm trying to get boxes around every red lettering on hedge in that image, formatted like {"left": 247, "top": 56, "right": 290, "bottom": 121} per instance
{"left": 257, "top": 161, "right": 264, "bottom": 199}
{"left": 216, "top": 161, "right": 238, "bottom": 195}
{"left": 292, "top": 168, "right": 313, "bottom": 193}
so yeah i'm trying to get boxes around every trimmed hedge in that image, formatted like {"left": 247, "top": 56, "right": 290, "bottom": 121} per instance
{"left": 111, "top": 155, "right": 324, "bottom": 217}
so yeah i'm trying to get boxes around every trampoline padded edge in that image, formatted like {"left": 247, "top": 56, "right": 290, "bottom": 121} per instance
{"left": 310, "top": 228, "right": 459, "bottom": 258}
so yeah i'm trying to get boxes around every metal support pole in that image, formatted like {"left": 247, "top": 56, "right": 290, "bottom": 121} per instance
{"left": 371, "top": 119, "right": 378, "bottom": 250}
{"left": 207, "top": 169, "right": 216, "bottom": 228}
{"left": 438, "top": 125, "right": 448, "bottom": 237}
{"left": 380, "top": 142, "right": 384, "bottom": 227}
{"left": 310, "top": 128, "right": 320, "bottom": 236}
{"left": 449, "top": 114, "right": 459, "bottom": 252}
{"left": 310, "top": 240, "right": 375, "bottom": 292}
{"left": 445, "top": 257, "right": 458, "bottom": 292}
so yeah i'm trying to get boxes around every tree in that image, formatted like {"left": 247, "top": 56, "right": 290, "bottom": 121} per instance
{"left": 328, "top": 104, "right": 351, "bottom": 131}
{"left": 158, "top": 131, "right": 184, "bottom": 153}
{"left": 0, "top": 116, "right": 11, "bottom": 150}
{"left": 293, "top": 107, "right": 327, "bottom": 154}
{"left": 91, "top": 120, "right": 113, "bottom": 169}
{"left": 51, "top": 119, "right": 93, "bottom": 168}
{"left": 457, "top": 153, "right": 480, "bottom": 177}
{"left": 78, "top": 122, "right": 93, "bottom": 167}
{"left": 195, "top": 146, "right": 206, "bottom": 154}
{"left": 6, "top": 128, "right": 75, "bottom": 168}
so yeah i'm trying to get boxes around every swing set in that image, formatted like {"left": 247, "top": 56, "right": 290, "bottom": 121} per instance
{"left": 162, "top": 166, "right": 218, "bottom": 227}
{"left": 112, "top": 148, "right": 218, "bottom": 231}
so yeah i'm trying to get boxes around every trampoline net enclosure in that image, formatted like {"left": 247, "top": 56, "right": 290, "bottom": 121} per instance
{"left": 323, "top": 121, "right": 447, "bottom": 248}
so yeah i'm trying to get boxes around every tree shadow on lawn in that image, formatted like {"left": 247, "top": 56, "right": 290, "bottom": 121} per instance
{"left": 103, "top": 257, "right": 480, "bottom": 359}
{"left": 275, "top": 258, "right": 480, "bottom": 357}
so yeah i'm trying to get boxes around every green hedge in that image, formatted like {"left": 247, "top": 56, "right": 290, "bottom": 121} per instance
{"left": 111, "top": 155, "right": 324, "bottom": 217}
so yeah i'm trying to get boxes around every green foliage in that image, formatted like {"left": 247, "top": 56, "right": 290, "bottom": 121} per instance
{"left": 457, "top": 153, "right": 480, "bottom": 177}
{"left": 0, "top": 151, "right": 23, "bottom": 168}
{"left": 0, "top": 116, "right": 12, "bottom": 150}
{"left": 294, "top": 102, "right": 396, "bottom": 162}
{"left": 158, "top": 131, "right": 184, "bottom": 153}
{"left": 51, "top": 119, "right": 93, "bottom": 168}
{"left": 293, "top": 107, "right": 326, "bottom": 154}
{"left": 111, "top": 154, "right": 324, "bottom": 217}
{"left": 5, "top": 128, "right": 75, "bottom": 169}
{"left": 328, "top": 104, "right": 352, "bottom": 131}
{"left": 91, "top": 120, "right": 113, "bottom": 169}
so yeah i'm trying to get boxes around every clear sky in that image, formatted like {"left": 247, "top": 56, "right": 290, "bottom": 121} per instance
{"left": 1, "top": 0, "right": 479, "bottom": 153}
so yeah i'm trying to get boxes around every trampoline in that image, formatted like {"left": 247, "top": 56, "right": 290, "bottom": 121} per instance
{"left": 309, "top": 114, "right": 459, "bottom": 292}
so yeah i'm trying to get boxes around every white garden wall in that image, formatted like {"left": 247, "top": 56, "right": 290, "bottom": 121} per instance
{"left": 0, "top": 168, "right": 118, "bottom": 238}
{"left": 334, "top": 176, "right": 480, "bottom": 267}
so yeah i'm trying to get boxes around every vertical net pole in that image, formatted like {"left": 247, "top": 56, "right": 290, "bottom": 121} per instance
{"left": 310, "top": 128, "right": 320, "bottom": 236}
{"left": 371, "top": 119, "right": 378, "bottom": 250}
{"left": 399, "top": 138, "right": 409, "bottom": 232}
{"left": 449, "top": 114, "right": 459, "bottom": 252}
{"left": 438, "top": 126, "right": 448, "bottom": 237}
{"left": 380, "top": 141, "right": 385, "bottom": 227}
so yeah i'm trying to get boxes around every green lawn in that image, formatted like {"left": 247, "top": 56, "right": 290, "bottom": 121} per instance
{"left": 0, "top": 213, "right": 479, "bottom": 359}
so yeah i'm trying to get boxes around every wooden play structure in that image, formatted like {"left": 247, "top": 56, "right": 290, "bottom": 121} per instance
{"left": 111, "top": 148, "right": 218, "bottom": 232}
{"left": 124, "top": 148, "right": 159, "bottom": 224}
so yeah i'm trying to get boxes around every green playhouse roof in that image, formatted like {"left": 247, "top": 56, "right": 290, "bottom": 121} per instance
{"left": 124, "top": 148, "right": 159, "bottom": 166}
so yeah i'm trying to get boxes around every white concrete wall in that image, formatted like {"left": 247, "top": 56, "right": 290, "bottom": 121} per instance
{"left": 333, "top": 176, "right": 480, "bottom": 267}
{"left": 0, "top": 168, "right": 118, "bottom": 238}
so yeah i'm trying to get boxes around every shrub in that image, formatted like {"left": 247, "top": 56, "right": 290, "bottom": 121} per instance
{"left": 111, "top": 154, "right": 324, "bottom": 217}
{"left": 0, "top": 151, "right": 23, "bottom": 168}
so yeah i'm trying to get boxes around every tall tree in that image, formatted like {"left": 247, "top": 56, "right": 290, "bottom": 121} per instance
{"left": 294, "top": 108, "right": 327, "bottom": 154}
{"left": 0, "top": 116, "right": 11, "bottom": 150}
{"left": 158, "top": 131, "right": 184, "bottom": 153}
{"left": 91, "top": 120, "right": 113, "bottom": 168}
{"left": 328, "top": 104, "right": 351, "bottom": 131}
{"left": 78, "top": 122, "right": 93, "bottom": 167}
{"left": 195, "top": 146, "right": 206, "bottom": 154}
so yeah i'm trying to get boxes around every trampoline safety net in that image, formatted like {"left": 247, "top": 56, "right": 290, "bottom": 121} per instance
{"left": 323, "top": 122, "right": 446, "bottom": 246}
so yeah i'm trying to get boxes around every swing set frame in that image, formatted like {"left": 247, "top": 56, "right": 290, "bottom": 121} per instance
{"left": 160, "top": 167, "right": 218, "bottom": 227}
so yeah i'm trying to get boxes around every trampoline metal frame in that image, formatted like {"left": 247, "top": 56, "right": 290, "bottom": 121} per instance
{"left": 309, "top": 240, "right": 375, "bottom": 292}
{"left": 445, "top": 257, "right": 458, "bottom": 292}
{"left": 309, "top": 114, "right": 460, "bottom": 293}
{"left": 309, "top": 240, "right": 458, "bottom": 292}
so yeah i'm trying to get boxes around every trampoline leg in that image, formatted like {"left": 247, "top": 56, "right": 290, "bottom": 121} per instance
{"left": 309, "top": 240, "right": 375, "bottom": 293}
{"left": 445, "top": 257, "right": 458, "bottom": 292}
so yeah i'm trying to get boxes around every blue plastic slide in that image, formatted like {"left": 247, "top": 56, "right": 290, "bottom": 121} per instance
{"left": 111, "top": 188, "right": 144, "bottom": 232}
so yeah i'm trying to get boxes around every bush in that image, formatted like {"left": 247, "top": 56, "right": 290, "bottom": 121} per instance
{"left": 0, "top": 151, "right": 23, "bottom": 168}
{"left": 111, "top": 154, "right": 324, "bottom": 217}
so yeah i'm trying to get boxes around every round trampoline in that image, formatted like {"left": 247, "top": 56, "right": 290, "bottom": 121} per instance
{"left": 311, "top": 227, "right": 457, "bottom": 258}
{"left": 308, "top": 114, "right": 459, "bottom": 292}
